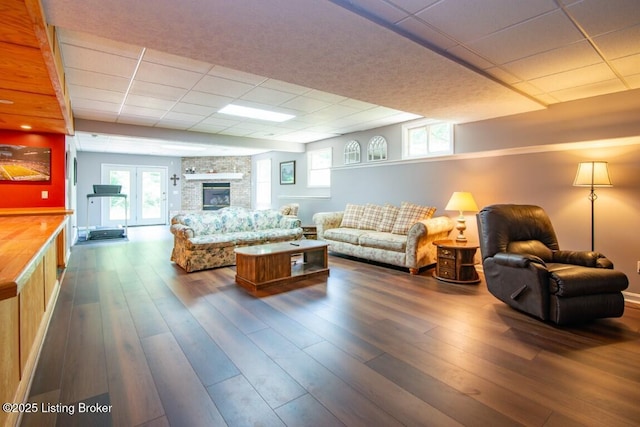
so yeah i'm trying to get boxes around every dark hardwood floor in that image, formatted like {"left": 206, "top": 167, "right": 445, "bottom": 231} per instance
{"left": 21, "top": 226, "right": 640, "bottom": 426}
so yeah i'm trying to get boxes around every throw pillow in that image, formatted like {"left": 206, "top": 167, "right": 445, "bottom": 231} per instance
{"left": 391, "top": 201, "right": 436, "bottom": 235}
{"left": 359, "top": 204, "right": 384, "bottom": 230}
{"left": 376, "top": 204, "right": 399, "bottom": 232}
{"left": 340, "top": 204, "right": 364, "bottom": 228}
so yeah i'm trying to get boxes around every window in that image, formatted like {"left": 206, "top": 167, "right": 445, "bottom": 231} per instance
{"left": 307, "top": 147, "right": 332, "bottom": 187}
{"left": 343, "top": 140, "right": 361, "bottom": 164}
{"left": 367, "top": 136, "right": 387, "bottom": 161}
{"left": 255, "top": 158, "right": 271, "bottom": 209}
{"left": 402, "top": 120, "right": 453, "bottom": 159}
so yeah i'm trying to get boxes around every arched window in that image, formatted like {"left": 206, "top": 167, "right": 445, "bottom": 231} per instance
{"left": 367, "top": 136, "right": 387, "bottom": 161}
{"left": 343, "top": 140, "right": 361, "bottom": 164}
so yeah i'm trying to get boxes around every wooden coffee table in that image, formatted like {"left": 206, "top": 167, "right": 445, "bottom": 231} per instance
{"left": 234, "top": 240, "right": 329, "bottom": 292}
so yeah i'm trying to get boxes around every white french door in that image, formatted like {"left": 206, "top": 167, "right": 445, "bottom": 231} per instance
{"left": 101, "top": 165, "right": 168, "bottom": 226}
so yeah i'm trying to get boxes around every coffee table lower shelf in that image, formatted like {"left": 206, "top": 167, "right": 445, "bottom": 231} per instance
{"left": 235, "top": 240, "right": 329, "bottom": 293}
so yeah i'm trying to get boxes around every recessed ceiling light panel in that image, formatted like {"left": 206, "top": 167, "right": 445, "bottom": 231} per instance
{"left": 219, "top": 104, "right": 295, "bottom": 122}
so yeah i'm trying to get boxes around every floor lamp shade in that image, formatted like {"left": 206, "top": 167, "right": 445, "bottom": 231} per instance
{"left": 573, "top": 161, "right": 612, "bottom": 251}
{"left": 573, "top": 161, "right": 613, "bottom": 187}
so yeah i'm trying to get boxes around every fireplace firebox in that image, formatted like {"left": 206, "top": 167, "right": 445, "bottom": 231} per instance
{"left": 203, "top": 182, "right": 230, "bottom": 210}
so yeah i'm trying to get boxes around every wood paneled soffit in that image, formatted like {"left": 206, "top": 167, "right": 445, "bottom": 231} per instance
{"left": 0, "top": 0, "right": 73, "bottom": 135}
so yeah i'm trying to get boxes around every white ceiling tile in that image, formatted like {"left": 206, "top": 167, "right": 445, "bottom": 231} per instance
{"left": 548, "top": 79, "right": 628, "bottom": 102}
{"left": 625, "top": 73, "right": 640, "bottom": 88}
{"left": 58, "top": 29, "right": 141, "bottom": 58}
{"left": 73, "top": 109, "right": 120, "bottom": 122}
{"left": 339, "top": 98, "right": 376, "bottom": 110}
{"left": 135, "top": 62, "right": 204, "bottom": 89}
{"left": 416, "top": 0, "right": 558, "bottom": 43}
{"left": 260, "top": 79, "right": 311, "bottom": 95}
{"left": 143, "top": 49, "right": 212, "bottom": 73}
{"left": 120, "top": 105, "right": 166, "bottom": 119}
{"left": 484, "top": 67, "right": 522, "bottom": 85}
{"left": 304, "top": 90, "right": 348, "bottom": 103}
{"left": 501, "top": 41, "right": 603, "bottom": 80}
{"left": 68, "top": 85, "right": 125, "bottom": 104}
{"left": 171, "top": 102, "right": 218, "bottom": 116}
{"left": 593, "top": 25, "right": 640, "bottom": 60}
{"left": 208, "top": 66, "right": 266, "bottom": 85}
{"left": 445, "top": 45, "right": 494, "bottom": 69}
{"left": 161, "top": 111, "right": 205, "bottom": 123}
{"left": 65, "top": 68, "right": 130, "bottom": 92}
{"left": 528, "top": 63, "right": 619, "bottom": 93}
{"left": 61, "top": 44, "right": 139, "bottom": 78}
{"left": 192, "top": 75, "right": 255, "bottom": 97}
{"left": 395, "top": 17, "right": 457, "bottom": 50}
{"left": 200, "top": 115, "right": 241, "bottom": 127}
{"left": 240, "top": 86, "right": 298, "bottom": 105}
{"left": 566, "top": 0, "right": 640, "bottom": 36}
{"left": 128, "top": 81, "right": 188, "bottom": 101}
{"left": 71, "top": 97, "right": 120, "bottom": 113}
{"left": 280, "top": 96, "right": 332, "bottom": 113}
{"left": 125, "top": 94, "right": 175, "bottom": 110}
{"left": 180, "top": 91, "right": 233, "bottom": 108}
{"left": 611, "top": 53, "right": 640, "bottom": 77}
{"left": 467, "top": 10, "right": 585, "bottom": 64}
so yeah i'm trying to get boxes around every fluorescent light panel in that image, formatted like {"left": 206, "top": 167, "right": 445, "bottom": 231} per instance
{"left": 219, "top": 104, "right": 295, "bottom": 122}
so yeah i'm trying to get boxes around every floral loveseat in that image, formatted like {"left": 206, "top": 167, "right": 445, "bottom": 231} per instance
{"left": 313, "top": 202, "right": 454, "bottom": 274}
{"left": 170, "top": 207, "right": 303, "bottom": 272}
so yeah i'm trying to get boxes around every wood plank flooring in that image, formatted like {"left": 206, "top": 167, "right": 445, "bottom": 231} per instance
{"left": 21, "top": 226, "right": 640, "bottom": 426}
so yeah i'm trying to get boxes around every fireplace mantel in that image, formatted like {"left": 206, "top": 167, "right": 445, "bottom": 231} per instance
{"left": 183, "top": 173, "right": 243, "bottom": 181}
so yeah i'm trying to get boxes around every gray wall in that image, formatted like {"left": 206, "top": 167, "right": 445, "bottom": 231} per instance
{"left": 76, "top": 152, "right": 182, "bottom": 229}
{"left": 258, "top": 89, "right": 640, "bottom": 297}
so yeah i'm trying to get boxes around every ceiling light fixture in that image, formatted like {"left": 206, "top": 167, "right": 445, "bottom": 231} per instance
{"left": 218, "top": 104, "right": 295, "bottom": 122}
{"left": 0, "top": 99, "right": 14, "bottom": 105}
{"left": 20, "top": 125, "right": 32, "bottom": 130}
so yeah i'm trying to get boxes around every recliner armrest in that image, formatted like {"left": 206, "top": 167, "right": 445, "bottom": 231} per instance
{"left": 493, "top": 252, "right": 546, "bottom": 268}
{"left": 552, "top": 250, "right": 614, "bottom": 269}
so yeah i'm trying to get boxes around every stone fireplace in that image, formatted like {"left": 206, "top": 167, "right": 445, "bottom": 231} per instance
{"left": 203, "top": 182, "right": 230, "bottom": 210}
{"left": 179, "top": 156, "right": 251, "bottom": 211}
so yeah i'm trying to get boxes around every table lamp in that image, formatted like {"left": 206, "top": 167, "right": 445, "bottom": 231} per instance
{"left": 573, "top": 161, "right": 612, "bottom": 251}
{"left": 445, "top": 191, "right": 479, "bottom": 242}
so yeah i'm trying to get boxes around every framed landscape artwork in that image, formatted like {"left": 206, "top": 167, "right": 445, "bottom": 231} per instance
{"left": 0, "top": 144, "right": 51, "bottom": 181}
{"left": 280, "top": 161, "right": 295, "bottom": 185}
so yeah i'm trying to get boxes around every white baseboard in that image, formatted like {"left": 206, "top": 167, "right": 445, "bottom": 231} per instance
{"left": 623, "top": 291, "right": 640, "bottom": 307}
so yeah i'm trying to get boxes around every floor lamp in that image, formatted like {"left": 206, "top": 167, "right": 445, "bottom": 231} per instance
{"left": 573, "top": 161, "right": 612, "bottom": 251}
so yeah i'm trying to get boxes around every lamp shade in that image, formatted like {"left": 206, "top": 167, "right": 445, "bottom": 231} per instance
{"left": 573, "top": 161, "right": 613, "bottom": 187}
{"left": 445, "top": 191, "right": 479, "bottom": 212}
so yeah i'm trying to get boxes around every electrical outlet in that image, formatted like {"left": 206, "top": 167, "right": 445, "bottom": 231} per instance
{"left": 41, "top": 190, "right": 48, "bottom": 199}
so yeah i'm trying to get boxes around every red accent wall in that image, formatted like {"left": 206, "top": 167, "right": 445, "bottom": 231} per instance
{"left": 0, "top": 130, "right": 66, "bottom": 208}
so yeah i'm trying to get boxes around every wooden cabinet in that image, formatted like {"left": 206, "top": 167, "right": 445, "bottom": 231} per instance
{"left": 0, "top": 213, "right": 68, "bottom": 427}
{"left": 433, "top": 240, "right": 480, "bottom": 284}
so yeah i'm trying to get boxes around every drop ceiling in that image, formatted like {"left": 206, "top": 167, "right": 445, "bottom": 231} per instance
{"left": 5, "top": 0, "right": 640, "bottom": 157}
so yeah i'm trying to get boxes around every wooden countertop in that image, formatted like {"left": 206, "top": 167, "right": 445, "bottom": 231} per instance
{"left": 0, "top": 214, "right": 68, "bottom": 300}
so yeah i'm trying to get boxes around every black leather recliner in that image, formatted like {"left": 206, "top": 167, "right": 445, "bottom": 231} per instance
{"left": 477, "top": 204, "right": 628, "bottom": 325}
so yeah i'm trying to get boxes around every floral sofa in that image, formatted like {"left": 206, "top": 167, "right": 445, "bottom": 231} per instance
{"left": 313, "top": 202, "right": 454, "bottom": 274}
{"left": 170, "top": 207, "right": 303, "bottom": 272}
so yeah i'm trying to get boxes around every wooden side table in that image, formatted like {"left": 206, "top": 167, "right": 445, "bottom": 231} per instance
{"left": 433, "top": 240, "right": 480, "bottom": 284}
{"left": 302, "top": 225, "right": 317, "bottom": 240}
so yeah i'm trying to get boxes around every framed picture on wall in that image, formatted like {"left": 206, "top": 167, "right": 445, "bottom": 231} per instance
{"left": 280, "top": 161, "right": 295, "bottom": 185}
{"left": 0, "top": 144, "right": 51, "bottom": 181}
